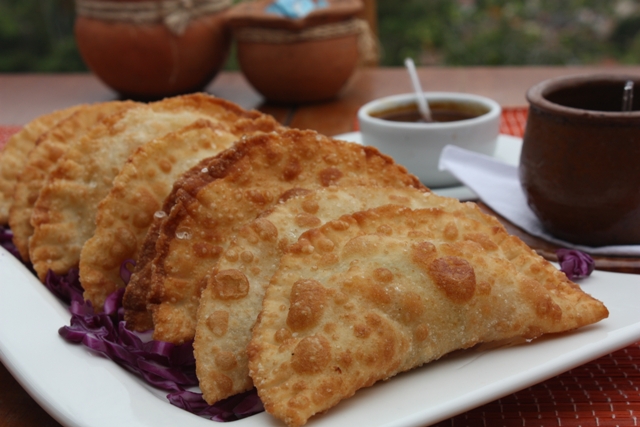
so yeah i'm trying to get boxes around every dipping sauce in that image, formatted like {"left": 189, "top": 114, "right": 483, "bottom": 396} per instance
{"left": 369, "top": 100, "right": 489, "bottom": 123}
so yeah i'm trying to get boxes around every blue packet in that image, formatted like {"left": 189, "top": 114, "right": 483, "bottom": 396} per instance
{"left": 265, "top": 0, "right": 329, "bottom": 19}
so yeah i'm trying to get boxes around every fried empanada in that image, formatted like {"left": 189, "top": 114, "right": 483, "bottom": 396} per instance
{"left": 248, "top": 204, "right": 609, "bottom": 427}
{"left": 79, "top": 116, "right": 280, "bottom": 312}
{"left": 29, "top": 93, "right": 276, "bottom": 281}
{"left": 123, "top": 152, "right": 249, "bottom": 332}
{"left": 9, "top": 101, "right": 139, "bottom": 261}
{"left": 0, "top": 104, "right": 84, "bottom": 224}
{"left": 127, "top": 129, "right": 424, "bottom": 344}
{"left": 194, "top": 186, "right": 468, "bottom": 405}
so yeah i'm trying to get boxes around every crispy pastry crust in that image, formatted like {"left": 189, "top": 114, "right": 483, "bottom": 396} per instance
{"left": 29, "top": 94, "right": 273, "bottom": 282}
{"left": 194, "top": 186, "right": 446, "bottom": 405}
{"left": 9, "top": 101, "right": 139, "bottom": 261}
{"left": 0, "top": 105, "right": 84, "bottom": 224}
{"left": 121, "top": 115, "right": 284, "bottom": 327}
{"left": 82, "top": 114, "right": 281, "bottom": 312}
{"left": 131, "top": 128, "right": 425, "bottom": 344}
{"left": 248, "top": 205, "right": 608, "bottom": 427}
{"left": 80, "top": 121, "right": 235, "bottom": 311}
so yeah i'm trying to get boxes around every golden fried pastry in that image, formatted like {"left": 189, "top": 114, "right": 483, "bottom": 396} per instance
{"left": 122, "top": 152, "right": 228, "bottom": 331}
{"left": 80, "top": 115, "right": 280, "bottom": 312}
{"left": 248, "top": 204, "right": 609, "bottom": 427}
{"left": 29, "top": 93, "right": 274, "bottom": 281}
{"left": 9, "top": 101, "right": 139, "bottom": 261}
{"left": 0, "top": 104, "right": 84, "bottom": 224}
{"left": 194, "top": 186, "right": 464, "bottom": 405}
{"left": 128, "top": 129, "right": 424, "bottom": 344}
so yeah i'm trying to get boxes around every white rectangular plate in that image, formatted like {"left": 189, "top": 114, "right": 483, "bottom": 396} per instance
{"left": 1, "top": 246, "right": 639, "bottom": 427}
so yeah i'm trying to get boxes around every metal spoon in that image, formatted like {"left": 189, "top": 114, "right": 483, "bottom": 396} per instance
{"left": 622, "top": 80, "right": 634, "bottom": 112}
{"left": 404, "top": 57, "right": 433, "bottom": 122}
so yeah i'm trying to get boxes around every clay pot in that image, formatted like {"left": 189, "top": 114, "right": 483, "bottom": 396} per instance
{"left": 236, "top": 32, "right": 359, "bottom": 104}
{"left": 74, "top": 0, "right": 231, "bottom": 100}
{"left": 226, "top": 0, "right": 364, "bottom": 104}
{"left": 520, "top": 74, "right": 640, "bottom": 246}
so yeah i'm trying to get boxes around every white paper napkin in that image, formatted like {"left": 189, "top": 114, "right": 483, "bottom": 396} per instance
{"left": 438, "top": 144, "right": 640, "bottom": 257}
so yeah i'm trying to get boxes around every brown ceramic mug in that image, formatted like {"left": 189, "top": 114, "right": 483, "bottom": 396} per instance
{"left": 520, "top": 74, "right": 640, "bottom": 246}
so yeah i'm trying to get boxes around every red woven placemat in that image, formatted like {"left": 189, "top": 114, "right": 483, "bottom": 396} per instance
{"left": 0, "top": 125, "right": 21, "bottom": 150}
{"left": 434, "top": 343, "right": 640, "bottom": 426}
{"left": 500, "top": 106, "right": 528, "bottom": 138}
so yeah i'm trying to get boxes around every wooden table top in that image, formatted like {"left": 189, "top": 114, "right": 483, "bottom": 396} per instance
{"left": 2, "top": 65, "right": 640, "bottom": 427}
{"left": 4, "top": 65, "right": 640, "bottom": 132}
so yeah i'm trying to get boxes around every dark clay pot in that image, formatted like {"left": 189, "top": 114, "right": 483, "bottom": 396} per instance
{"left": 520, "top": 74, "right": 640, "bottom": 246}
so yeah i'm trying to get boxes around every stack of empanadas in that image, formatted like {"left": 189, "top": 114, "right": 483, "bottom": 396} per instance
{"left": 0, "top": 93, "right": 608, "bottom": 427}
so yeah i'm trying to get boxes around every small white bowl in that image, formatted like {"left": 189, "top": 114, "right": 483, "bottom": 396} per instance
{"left": 357, "top": 92, "right": 501, "bottom": 188}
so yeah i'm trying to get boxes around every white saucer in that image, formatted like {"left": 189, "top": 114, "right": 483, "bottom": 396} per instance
{"left": 333, "top": 132, "right": 522, "bottom": 200}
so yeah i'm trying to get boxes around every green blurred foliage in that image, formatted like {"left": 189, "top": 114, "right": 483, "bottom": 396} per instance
{"left": 377, "top": 0, "right": 640, "bottom": 66}
{"left": 1, "top": 0, "right": 640, "bottom": 72}
{"left": 0, "top": 0, "right": 86, "bottom": 71}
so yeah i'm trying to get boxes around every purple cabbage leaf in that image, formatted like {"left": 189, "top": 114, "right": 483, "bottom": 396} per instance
{"left": 0, "top": 226, "right": 31, "bottom": 268}
{"left": 556, "top": 249, "right": 595, "bottom": 281}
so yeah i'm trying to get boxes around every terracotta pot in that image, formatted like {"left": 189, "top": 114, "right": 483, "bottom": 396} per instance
{"left": 236, "top": 33, "right": 359, "bottom": 104}
{"left": 520, "top": 74, "right": 640, "bottom": 246}
{"left": 74, "top": 0, "right": 231, "bottom": 100}
{"left": 226, "top": 0, "right": 364, "bottom": 104}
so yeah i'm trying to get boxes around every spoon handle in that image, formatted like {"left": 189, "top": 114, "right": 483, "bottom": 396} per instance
{"left": 622, "top": 80, "right": 634, "bottom": 112}
{"left": 404, "top": 58, "right": 432, "bottom": 122}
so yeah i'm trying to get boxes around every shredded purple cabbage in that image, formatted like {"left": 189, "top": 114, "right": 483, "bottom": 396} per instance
{"left": 43, "top": 268, "right": 84, "bottom": 305}
{"left": 556, "top": 249, "right": 595, "bottom": 281}
{"left": 58, "top": 287, "right": 200, "bottom": 391}
{"left": 120, "top": 258, "right": 136, "bottom": 285}
{"left": 1, "top": 232, "right": 263, "bottom": 422}
{"left": 168, "top": 389, "right": 264, "bottom": 422}
{"left": 0, "top": 226, "right": 30, "bottom": 268}
{"left": 55, "top": 266, "right": 263, "bottom": 420}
